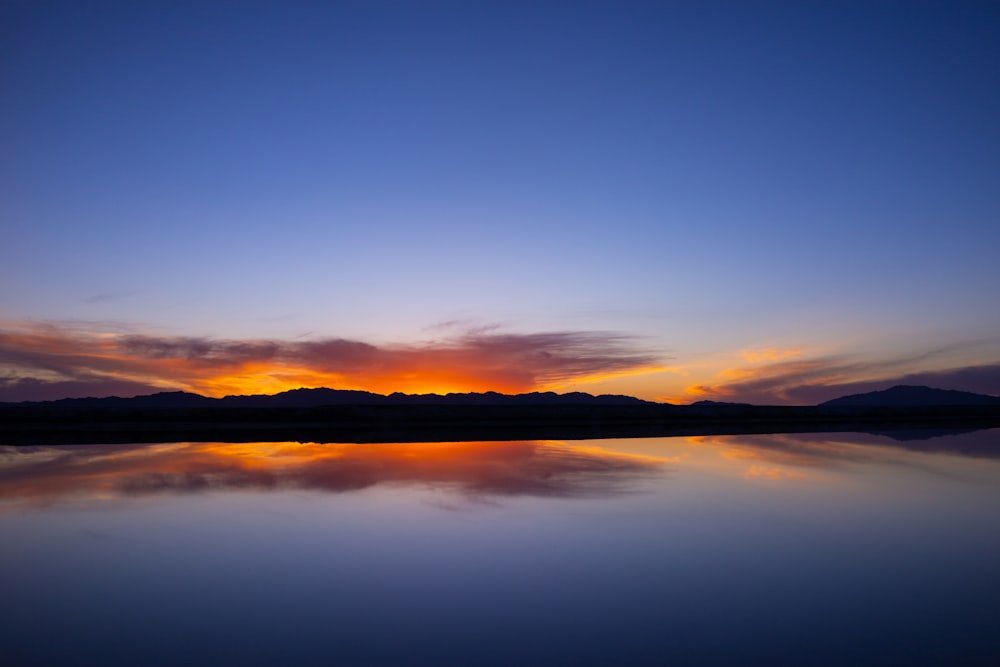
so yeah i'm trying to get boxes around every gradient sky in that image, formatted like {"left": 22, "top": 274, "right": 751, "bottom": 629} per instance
{"left": 2, "top": 0, "right": 999, "bottom": 403}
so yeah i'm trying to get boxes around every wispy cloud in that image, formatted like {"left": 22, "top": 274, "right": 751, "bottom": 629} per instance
{"left": 83, "top": 290, "right": 139, "bottom": 304}
{"left": 687, "top": 347, "right": 1000, "bottom": 405}
{"left": 739, "top": 346, "right": 804, "bottom": 363}
{"left": 743, "top": 465, "right": 807, "bottom": 482}
{"left": 0, "top": 321, "right": 662, "bottom": 401}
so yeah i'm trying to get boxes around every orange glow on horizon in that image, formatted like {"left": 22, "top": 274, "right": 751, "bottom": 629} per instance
{"left": 538, "top": 364, "right": 669, "bottom": 393}
{"left": 1, "top": 322, "right": 665, "bottom": 399}
{"left": 188, "top": 364, "right": 533, "bottom": 398}
{"left": 17, "top": 320, "right": 983, "bottom": 405}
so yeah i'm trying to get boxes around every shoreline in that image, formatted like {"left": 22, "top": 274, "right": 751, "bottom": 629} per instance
{"left": 3, "top": 403, "right": 999, "bottom": 445}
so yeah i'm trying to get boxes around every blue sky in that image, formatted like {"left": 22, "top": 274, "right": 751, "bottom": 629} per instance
{"left": 2, "top": 0, "right": 999, "bottom": 402}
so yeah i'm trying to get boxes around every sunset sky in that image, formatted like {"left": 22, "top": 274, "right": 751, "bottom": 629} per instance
{"left": 2, "top": 0, "right": 999, "bottom": 404}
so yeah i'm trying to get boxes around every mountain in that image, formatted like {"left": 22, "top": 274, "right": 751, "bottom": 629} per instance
{"left": 822, "top": 385, "right": 1000, "bottom": 407}
{"left": 223, "top": 388, "right": 653, "bottom": 407}
{"left": 383, "top": 391, "right": 651, "bottom": 406}
{"left": 1, "top": 387, "right": 653, "bottom": 409}
{"left": 25, "top": 391, "right": 216, "bottom": 409}
{"left": 219, "top": 388, "right": 387, "bottom": 407}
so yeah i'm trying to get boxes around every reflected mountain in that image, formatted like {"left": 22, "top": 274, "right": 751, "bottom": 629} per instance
{"left": 788, "top": 428, "right": 1000, "bottom": 459}
{"left": 0, "top": 440, "right": 667, "bottom": 507}
{"left": 4, "top": 429, "right": 996, "bottom": 509}
{"left": 690, "top": 428, "right": 1000, "bottom": 470}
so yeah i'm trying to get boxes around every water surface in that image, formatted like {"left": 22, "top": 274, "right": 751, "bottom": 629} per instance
{"left": 2, "top": 431, "right": 999, "bottom": 665}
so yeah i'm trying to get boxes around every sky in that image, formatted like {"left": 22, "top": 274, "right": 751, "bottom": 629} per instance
{"left": 2, "top": 0, "right": 999, "bottom": 404}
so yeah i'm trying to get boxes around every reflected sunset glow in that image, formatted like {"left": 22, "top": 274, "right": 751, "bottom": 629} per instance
{"left": 5, "top": 430, "right": 997, "bottom": 510}
{"left": 0, "top": 440, "right": 669, "bottom": 508}
{"left": 4, "top": 432, "right": 1000, "bottom": 667}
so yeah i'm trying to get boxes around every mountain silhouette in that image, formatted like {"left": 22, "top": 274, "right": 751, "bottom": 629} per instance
{"left": 3, "top": 384, "right": 1000, "bottom": 446}
{"left": 219, "top": 388, "right": 387, "bottom": 407}
{"left": 821, "top": 385, "right": 1000, "bottom": 407}
{"left": 2, "top": 387, "right": 653, "bottom": 409}
{"left": 41, "top": 391, "right": 216, "bottom": 408}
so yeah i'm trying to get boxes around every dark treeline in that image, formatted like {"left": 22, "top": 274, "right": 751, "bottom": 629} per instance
{"left": 3, "top": 399, "right": 1000, "bottom": 445}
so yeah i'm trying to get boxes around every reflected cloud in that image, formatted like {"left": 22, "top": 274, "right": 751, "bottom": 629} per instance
{"left": 691, "top": 428, "right": 1000, "bottom": 471}
{"left": 0, "top": 321, "right": 662, "bottom": 400}
{"left": 0, "top": 440, "right": 669, "bottom": 508}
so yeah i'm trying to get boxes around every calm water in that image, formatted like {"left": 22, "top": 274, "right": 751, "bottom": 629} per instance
{"left": 2, "top": 431, "right": 999, "bottom": 666}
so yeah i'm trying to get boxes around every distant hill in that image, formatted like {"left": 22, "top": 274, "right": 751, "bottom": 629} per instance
{"left": 822, "top": 385, "right": 1000, "bottom": 407}
{"left": 4, "top": 384, "right": 1000, "bottom": 446}
{"left": 219, "top": 388, "right": 387, "bottom": 407}
{"left": 2, "top": 387, "right": 653, "bottom": 409}
{"left": 42, "top": 391, "right": 216, "bottom": 409}
{"left": 220, "top": 388, "right": 653, "bottom": 407}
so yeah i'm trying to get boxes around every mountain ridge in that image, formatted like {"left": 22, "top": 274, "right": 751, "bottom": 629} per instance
{"left": 4, "top": 384, "right": 1000, "bottom": 409}
{"left": 0, "top": 387, "right": 654, "bottom": 408}
{"left": 821, "top": 385, "right": 1000, "bottom": 407}
{"left": 3, "top": 384, "right": 1000, "bottom": 447}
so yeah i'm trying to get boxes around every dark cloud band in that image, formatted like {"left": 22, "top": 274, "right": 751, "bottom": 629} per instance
{"left": 0, "top": 322, "right": 662, "bottom": 401}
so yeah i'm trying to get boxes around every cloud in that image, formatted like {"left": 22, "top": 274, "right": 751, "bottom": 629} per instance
{"left": 687, "top": 351, "right": 1000, "bottom": 405}
{"left": 83, "top": 290, "right": 139, "bottom": 304}
{"left": 0, "top": 321, "right": 662, "bottom": 400}
{"left": 739, "top": 347, "right": 803, "bottom": 363}
{"left": 0, "top": 376, "right": 167, "bottom": 403}
{"left": 743, "top": 465, "right": 806, "bottom": 482}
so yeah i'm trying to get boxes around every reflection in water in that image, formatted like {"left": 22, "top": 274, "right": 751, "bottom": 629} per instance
{"left": 687, "top": 428, "right": 1000, "bottom": 470}
{"left": 0, "top": 440, "right": 667, "bottom": 507}
{"left": 3, "top": 430, "right": 998, "bottom": 508}
{"left": 2, "top": 432, "right": 999, "bottom": 666}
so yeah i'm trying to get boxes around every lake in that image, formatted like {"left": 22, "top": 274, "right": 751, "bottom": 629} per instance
{"left": 2, "top": 431, "right": 999, "bottom": 666}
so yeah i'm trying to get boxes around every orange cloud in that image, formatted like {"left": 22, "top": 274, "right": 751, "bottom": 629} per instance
{"left": 740, "top": 347, "right": 803, "bottom": 363}
{"left": 0, "top": 322, "right": 662, "bottom": 401}
{"left": 743, "top": 465, "right": 806, "bottom": 482}
{"left": 683, "top": 347, "right": 1000, "bottom": 405}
